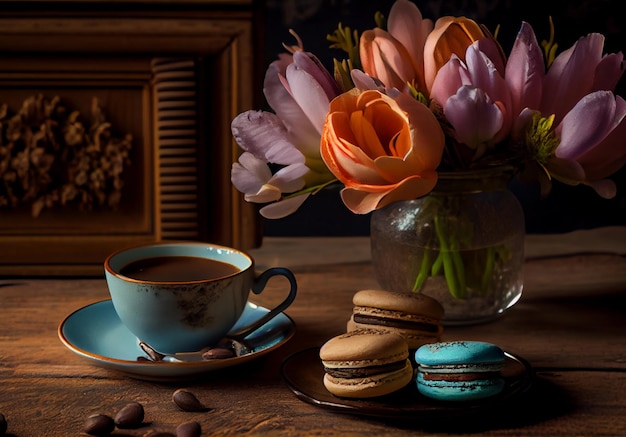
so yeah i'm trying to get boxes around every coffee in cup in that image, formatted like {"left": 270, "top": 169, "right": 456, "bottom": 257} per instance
{"left": 104, "top": 241, "right": 297, "bottom": 354}
{"left": 119, "top": 256, "right": 240, "bottom": 282}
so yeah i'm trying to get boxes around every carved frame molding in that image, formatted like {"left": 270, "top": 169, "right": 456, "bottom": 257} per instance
{"left": 0, "top": 4, "right": 261, "bottom": 275}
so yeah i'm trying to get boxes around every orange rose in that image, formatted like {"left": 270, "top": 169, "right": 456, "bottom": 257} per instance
{"left": 320, "top": 89, "right": 445, "bottom": 214}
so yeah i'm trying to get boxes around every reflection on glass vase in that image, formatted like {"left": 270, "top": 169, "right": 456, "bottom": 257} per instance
{"left": 370, "top": 166, "right": 525, "bottom": 325}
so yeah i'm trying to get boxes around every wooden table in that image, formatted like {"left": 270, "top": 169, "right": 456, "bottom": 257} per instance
{"left": 1, "top": 227, "right": 626, "bottom": 436}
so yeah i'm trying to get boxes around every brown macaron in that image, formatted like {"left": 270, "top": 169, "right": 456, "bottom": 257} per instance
{"left": 319, "top": 330, "right": 413, "bottom": 398}
{"left": 347, "top": 289, "right": 444, "bottom": 349}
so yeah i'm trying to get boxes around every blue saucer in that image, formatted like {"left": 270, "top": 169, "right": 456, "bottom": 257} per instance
{"left": 58, "top": 299, "right": 295, "bottom": 380}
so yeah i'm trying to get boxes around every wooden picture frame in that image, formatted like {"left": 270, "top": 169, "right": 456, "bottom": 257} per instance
{"left": 0, "top": 1, "right": 262, "bottom": 276}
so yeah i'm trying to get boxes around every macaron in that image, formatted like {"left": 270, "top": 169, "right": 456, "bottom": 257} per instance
{"left": 347, "top": 289, "right": 444, "bottom": 349}
{"left": 319, "top": 330, "right": 413, "bottom": 398}
{"left": 414, "top": 341, "right": 506, "bottom": 401}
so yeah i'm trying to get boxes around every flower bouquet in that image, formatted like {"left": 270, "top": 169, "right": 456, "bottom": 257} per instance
{"left": 229, "top": 0, "right": 626, "bottom": 318}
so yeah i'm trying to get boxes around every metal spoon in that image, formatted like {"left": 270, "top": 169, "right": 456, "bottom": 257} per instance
{"left": 137, "top": 338, "right": 253, "bottom": 363}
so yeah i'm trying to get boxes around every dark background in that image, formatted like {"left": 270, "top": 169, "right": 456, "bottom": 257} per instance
{"left": 260, "top": 0, "right": 626, "bottom": 236}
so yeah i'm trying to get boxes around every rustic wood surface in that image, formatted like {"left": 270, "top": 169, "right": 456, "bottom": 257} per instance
{"left": 1, "top": 227, "right": 626, "bottom": 436}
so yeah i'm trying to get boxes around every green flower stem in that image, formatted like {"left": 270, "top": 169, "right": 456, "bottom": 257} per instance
{"left": 450, "top": 244, "right": 467, "bottom": 298}
{"left": 411, "top": 196, "right": 506, "bottom": 301}
{"left": 282, "top": 179, "right": 338, "bottom": 199}
{"left": 442, "top": 251, "right": 462, "bottom": 299}
{"left": 434, "top": 214, "right": 465, "bottom": 299}
{"left": 412, "top": 249, "right": 432, "bottom": 291}
{"left": 430, "top": 252, "right": 443, "bottom": 276}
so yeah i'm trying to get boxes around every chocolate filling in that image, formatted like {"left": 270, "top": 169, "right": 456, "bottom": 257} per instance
{"left": 353, "top": 313, "right": 438, "bottom": 332}
{"left": 324, "top": 360, "right": 406, "bottom": 378}
{"left": 420, "top": 371, "right": 501, "bottom": 382}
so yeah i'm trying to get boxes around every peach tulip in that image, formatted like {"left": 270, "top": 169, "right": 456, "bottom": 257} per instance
{"left": 320, "top": 89, "right": 444, "bottom": 214}
{"left": 359, "top": 0, "right": 433, "bottom": 93}
{"left": 423, "top": 16, "right": 487, "bottom": 92}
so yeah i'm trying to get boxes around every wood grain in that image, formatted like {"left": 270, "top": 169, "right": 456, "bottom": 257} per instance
{"left": 1, "top": 231, "right": 626, "bottom": 436}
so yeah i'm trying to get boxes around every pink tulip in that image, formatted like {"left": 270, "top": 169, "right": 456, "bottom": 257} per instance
{"left": 506, "top": 23, "right": 626, "bottom": 198}
{"left": 231, "top": 151, "right": 308, "bottom": 203}
{"left": 444, "top": 85, "right": 505, "bottom": 153}
{"left": 231, "top": 1, "right": 626, "bottom": 221}
{"left": 231, "top": 111, "right": 311, "bottom": 218}
{"left": 230, "top": 47, "right": 340, "bottom": 218}
{"left": 264, "top": 51, "right": 341, "bottom": 155}
{"left": 430, "top": 43, "right": 513, "bottom": 154}
{"left": 505, "top": 22, "right": 545, "bottom": 119}
{"left": 550, "top": 91, "right": 626, "bottom": 198}
{"left": 541, "top": 33, "right": 625, "bottom": 125}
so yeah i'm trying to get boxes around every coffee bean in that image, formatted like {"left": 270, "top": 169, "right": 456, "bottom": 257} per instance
{"left": 83, "top": 414, "right": 115, "bottom": 436}
{"left": 176, "top": 420, "right": 202, "bottom": 437}
{"left": 172, "top": 389, "right": 209, "bottom": 412}
{"left": 0, "top": 413, "right": 7, "bottom": 436}
{"left": 202, "top": 347, "right": 235, "bottom": 360}
{"left": 114, "top": 402, "right": 145, "bottom": 429}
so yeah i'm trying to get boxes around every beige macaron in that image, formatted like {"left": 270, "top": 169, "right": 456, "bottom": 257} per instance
{"left": 347, "top": 289, "right": 444, "bottom": 349}
{"left": 319, "top": 330, "right": 413, "bottom": 398}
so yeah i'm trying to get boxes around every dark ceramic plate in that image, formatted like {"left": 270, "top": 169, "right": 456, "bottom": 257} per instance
{"left": 281, "top": 347, "right": 533, "bottom": 419}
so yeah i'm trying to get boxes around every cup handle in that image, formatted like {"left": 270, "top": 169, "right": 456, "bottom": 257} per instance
{"left": 228, "top": 267, "right": 297, "bottom": 340}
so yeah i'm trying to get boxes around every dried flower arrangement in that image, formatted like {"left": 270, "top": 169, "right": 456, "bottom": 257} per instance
{"left": 0, "top": 94, "right": 133, "bottom": 217}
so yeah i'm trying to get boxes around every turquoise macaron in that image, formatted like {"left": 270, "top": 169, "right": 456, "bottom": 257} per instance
{"left": 414, "top": 341, "right": 506, "bottom": 401}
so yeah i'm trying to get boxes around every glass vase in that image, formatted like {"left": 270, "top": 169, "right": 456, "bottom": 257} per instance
{"left": 370, "top": 167, "right": 525, "bottom": 325}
